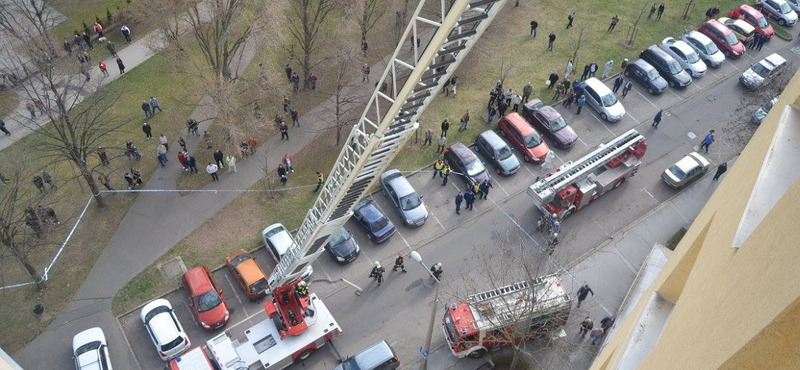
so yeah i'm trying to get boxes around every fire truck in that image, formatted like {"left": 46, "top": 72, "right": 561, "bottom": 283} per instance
{"left": 205, "top": 281, "right": 341, "bottom": 370}
{"left": 527, "top": 129, "right": 647, "bottom": 219}
{"left": 441, "top": 275, "right": 572, "bottom": 358}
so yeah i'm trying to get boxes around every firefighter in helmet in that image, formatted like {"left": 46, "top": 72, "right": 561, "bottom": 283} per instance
{"left": 295, "top": 280, "right": 309, "bottom": 298}
{"left": 431, "top": 262, "right": 443, "bottom": 281}
{"left": 393, "top": 252, "right": 407, "bottom": 272}
{"left": 370, "top": 261, "right": 385, "bottom": 286}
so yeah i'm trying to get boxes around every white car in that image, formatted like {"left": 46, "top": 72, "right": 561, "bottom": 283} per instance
{"left": 662, "top": 152, "right": 711, "bottom": 188}
{"left": 681, "top": 31, "right": 726, "bottom": 68}
{"left": 141, "top": 299, "right": 191, "bottom": 361}
{"left": 660, "top": 37, "right": 707, "bottom": 78}
{"left": 261, "top": 223, "right": 313, "bottom": 280}
{"left": 72, "top": 327, "right": 112, "bottom": 370}
{"left": 757, "top": 0, "right": 798, "bottom": 26}
{"left": 785, "top": 0, "right": 800, "bottom": 13}
{"left": 740, "top": 53, "right": 787, "bottom": 88}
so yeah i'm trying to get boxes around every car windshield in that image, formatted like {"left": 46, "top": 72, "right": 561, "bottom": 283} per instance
{"left": 399, "top": 193, "right": 422, "bottom": 210}
{"left": 756, "top": 16, "right": 769, "bottom": 28}
{"left": 195, "top": 290, "right": 222, "bottom": 312}
{"left": 685, "top": 50, "right": 700, "bottom": 63}
{"left": 75, "top": 341, "right": 102, "bottom": 356}
{"left": 229, "top": 253, "right": 250, "bottom": 267}
{"left": 601, "top": 93, "right": 618, "bottom": 107}
{"left": 162, "top": 336, "right": 184, "bottom": 352}
{"left": 144, "top": 305, "right": 170, "bottom": 323}
{"left": 550, "top": 116, "right": 567, "bottom": 131}
{"left": 329, "top": 229, "right": 351, "bottom": 246}
{"left": 340, "top": 359, "right": 361, "bottom": 370}
{"left": 763, "top": 99, "right": 776, "bottom": 112}
{"left": 780, "top": 2, "right": 792, "bottom": 13}
{"left": 647, "top": 69, "right": 661, "bottom": 80}
{"left": 465, "top": 159, "right": 486, "bottom": 177}
{"left": 750, "top": 63, "right": 771, "bottom": 78}
{"left": 370, "top": 217, "right": 390, "bottom": 232}
{"left": 249, "top": 278, "right": 268, "bottom": 294}
{"left": 667, "top": 60, "right": 682, "bottom": 74}
{"left": 668, "top": 165, "right": 686, "bottom": 179}
{"left": 263, "top": 226, "right": 285, "bottom": 238}
{"left": 724, "top": 32, "right": 739, "bottom": 46}
{"left": 703, "top": 40, "right": 719, "bottom": 54}
{"left": 525, "top": 132, "right": 543, "bottom": 148}
{"left": 497, "top": 146, "right": 513, "bottom": 160}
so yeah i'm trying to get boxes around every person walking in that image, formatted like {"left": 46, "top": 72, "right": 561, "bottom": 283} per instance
{"left": 548, "top": 72, "right": 559, "bottom": 89}
{"left": 0, "top": 119, "right": 10, "bottom": 136}
{"left": 522, "top": 82, "right": 532, "bottom": 102}
{"left": 26, "top": 100, "right": 36, "bottom": 120}
{"left": 141, "top": 100, "right": 151, "bottom": 119}
{"left": 440, "top": 119, "right": 450, "bottom": 138}
{"left": 432, "top": 159, "right": 445, "bottom": 178}
{"left": 648, "top": 3, "right": 657, "bottom": 19}
{"left": 548, "top": 32, "right": 556, "bottom": 51}
{"left": 530, "top": 20, "right": 538, "bottom": 37}
{"left": 393, "top": 252, "right": 407, "bottom": 272}
{"left": 369, "top": 261, "right": 385, "bottom": 286}
{"left": 431, "top": 262, "right": 444, "bottom": 281}
{"left": 99, "top": 61, "right": 109, "bottom": 76}
{"left": 657, "top": 3, "right": 665, "bottom": 20}
{"left": 278, "top": 164, "right": 287, "bottom": 180}
{"left": 455, "top": 191, "right": 463, "bottom": 214}
{"left": 203, "top": 131, "right": 213, "bottom": 149}
{"left": 480, "top": 178, "right": 492, "bottom": 200}
{"left": 579, "top": 317, "right": 593, "bottom": 337}
{"left": 613, "top": 74, "right": 624, "bottom": 93}
{"left": 700, "top": 130, "right": 715, "bottom": 153}
{"left": 249, "top": 137, "right": 258, "bottom": 154}
{"left": 96, "top": 146, "right": 110, "bottom": 165}
{"left": 308, "top": 73, "right": 317, "bottom": 90}
{"left": 713, "top": 162, "right": 727, "bottom": 181}
{"left": 213, "top": 149, "right": 224, "bottom": 169}
{"left": 121, "top": 25, "right": 132, "bottom": 42}
{"left": 142, "top": 122, "right": 152, "bottom": 139}
{"left": 577, "top": 284, "right": 594, "bottom": 308}
{"left": 602, "top": 60, "right": 614, "bottom": 78}
{"left": 176, "top": 136, "right": 187, "bottom": 152}
{"left": 464, "top": 189, "right": 475, "bottom": 211}
{"left": 314, "top": 171, "right": 324, "bottom": 192}
{"left": 361, "top": 63, "right": 370, "bottom": 82}
{"left": 576, "top": 95, "right": 586, "bottom": 114}
{"left": 157, "top": 144, "right": 168, "bottom": 167}
{"left": 280, "top": 122, "right": 289, "bottom": 140}
{"left": 590, "top": 327, "right": 605, "bottom": 345}
{"left": 441, "top": 165, "right": 451, "bottom": 186}
{"left": 282, "top": 96, "right": 291, "bottom": 113}
{"left": 622, "top": 79, "right": 633, "bottom": 98}
{"left": 450, "top": 75, "right": 459, "bottom": 97}
{"left": 106, "top": 40, "right": 117, "bottom": 57}
{"left": 566, "top": 12, "right": 575, "bottom": 29}
{"left": 609, "top": 15, "right": 620, "bottom": 31}
{"left": 116, "top": 57, "right": 125, "bottom": 74}
{"left": 424, "top": 128, "right": 433, "bottom": 146}
{"left": 97, "top": 172, "right": 114, "bottom": 190}
{"left": 652, "top": 109, "right": 663, "bottom": 128}
{"left": 178, "top": 151, "right": 188, "bottom": 170}
{"left": 459, "top": 110, "right": 471, "bottom": 131}
{"left": 437, "top": 134, "right": 447, "bottom": 153}
{"left": 150, "top": 96, "right": 163, "bottom": 114}
{"left": 290, "top": 109, "right": 299, "bottom": 127}
{"left": 291, "top": 72, "right": 300, "bottom": 92}
{"left": 159, "top": 134, "right": 169, "bottom": 151}
{"left": 206, "top": 163, "right": 219, "bottom": 181}
{"left": 284, "top": 154, "right": 294, "bottom": 172}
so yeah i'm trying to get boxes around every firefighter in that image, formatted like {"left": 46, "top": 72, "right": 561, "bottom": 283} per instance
{"left": 431, "top": 262, "right": 443, "bottom": 281}
{"left": 471, "top": 182, "right": 481, "bottom": 197}
{"left": 579, "top": 317, "right": 593, "bottom": 337}
{"left": 537, "top": 214, "right": 547, "bottom": 233}
{"left": 432, "top": 159, "right": 445, "bottom": 178}
{"left": 314, "top": 171, "right": 324, "bottom": 192}
{"left": 370, "top": 261, "right": 385, "bottom": 286}
{"left": 295, "top": 281, "right": 309, "bottom": 298}
{"left": 547, "top": 212, "right": 558, "bottom": 232}
{"left": 441, "top": 165, "right": 451, "bottom": 186}
{"left": 393, "top": 252, "right": 407, "bottom": 273}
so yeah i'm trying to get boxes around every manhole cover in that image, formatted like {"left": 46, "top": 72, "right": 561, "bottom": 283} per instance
{"left": 159, "top": 256, "right": 187, "bottom": 279}
{"left": 706, "top": 95, "right": 717, "bottom": 102}
{"left": 687, "top": 131, "right": 697, "bottom": 140}
{"left": 790, "top": 46, "right": 800, "bottom": 55}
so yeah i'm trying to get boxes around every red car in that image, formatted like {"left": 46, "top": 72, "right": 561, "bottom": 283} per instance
{"left": 497, "top": 112, "right": 550, "bottom": 163}
{"left": 183, "top": 266, "right": 230, "bottom": 330}
{"left": 698, "top": 19, "right": 745, "bottom": 58}
{"left": 728, "top": 4, "right": 774, "bottom": 39}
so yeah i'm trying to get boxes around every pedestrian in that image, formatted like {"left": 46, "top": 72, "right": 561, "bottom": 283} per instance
{"left": 157, "top": 144, "right": 168, "bottom": 167}
{"left": 652, "top": 109, "right": 663, "bottom": 128}
{"left": 700, "top": 130, "right": 715, "bottom": 153}
{"left": 186, "top": 154, "right": 198, "bottom": 173}
{"left": 480, "top": 178, "right": 492, "bottom": 200}
{"left": 150, "top": 96, "right": 163, "bottom": 114}
{"left": 141, "top": 100, "right": 151, "bottom": 119}
{"left": 748, "top": 33, "right": 759, "bottom": 49}
{"left": 579, "top": 317, "right": 593, "bottom": 337}
{"left": 285, "top": 64, "right": 292, "bottom": 81}
{"left": 432, "top": 159, "right": 445, "bottom": 178}
{"left": 25, "top": 208, "right": 42, "bottom": 238}
{"left": 0, "top": 119, "right": 10, "bottom": 136}
{"left": 620, "top": 58, "right": 629, "bottom": 71}
{"left": 393, "top": 252, "right": 407, "bottom": 272}
{"left": 290, "top": 72, "right": 300, "bottom": 92}
{"left": 39, "top": 171, "right": 54, "bottom": 189}
{"left": 602, "top": 60, "right": 614, "bottom": 78}
{"left": 530, "top": 20, "right": 538, "bottom": 37}
{"left": 97, "top": 172, "right": 114, "bottom": 190}
{"left": 63, "top": 38, "right": 72, "bottom": 55}
{"left": 459, "top": 110, "right": 471, "bottom": 132}
{"left": 442, "top": 77, "right": 451, "bottom": 96}
{"left": 609, "top": 15, "right": 620, "bottom": 31}
{"left": 522, "top": 82, "right": 532, "bottom": 102}
{"left": 98, "top": 61, "right": 109, "bottom": 76}
{"left": 713, "top": 162, "right": 727, "bottom": 181}
{"left": 577, "top": 284, "right": 594, "bottom": 308}
{"left": 224, "top": 154, "right": 236, "bottom": 174}
{"left": 282, "top": 96, "right": 291, "bottom": 113}
{"left": 33, "top": 174, "right": 45, "bottom": 192}
{"left": 548, "top": 32, "right": 556, "bottom": 51}
{"left": 552, "top": 83, "right": 565, "bottom": 102}
{"left": 187, "top": 119, "right": 199, "bottom": 136}
{"left": 424, "top": 128, "right": 433, "bottom": 146}
{"left": 142, "top": 122, "right": 152, "bottom": 139}
{"left": 203, "top": 130, "right": 213, "bottom": 149}
{"left": 278, "top": 164, "right": 287, "bottom": 179}
{"left": 314, "top": 171, "right": 324, "bottom": 192}
{"left": 93, "top": 21, "right": 104, "bottom": 37}
{"left": 178, "top": 136, "right": 187, "bottom": 152}
{"left": 369, "top": 261, "right": 385, "bottom": 286}
{"left": 249, "top": 137, "right": 258, "bottom": 154}
{"left": 757, "top": 34, "right": 766, "bottom": 51}
{"left": 657, "top": 3, "right": 665, "bottom": 20}
{"left": 308, "top": 73, "right": 317, "bottom": 90}
{"left": 121, "top": 25, "right": 132, "bottom": 42}
{"left": 450, "top": 75, "right": 458, "bottom": 97}
{"left": 590, "top": 328, "right": 605, "bottom": 345}
{"left": 487, "top": 104, "right": 497, "bottom": 124}
{"left": 613, "top": 74, "right": 624, "bottom": 93}
{"left": 563, "top": 89, "right": 576, "bottom": 108}
{"left": 362, "top": 63, "right": 370, "bottom": 82}
{"left": 430, "top": 262, "right": 444, "bottom": 281}
{"left": 648, "top": 3, "right": 656, "bottom": 19}
{"left": 589, "top": 62, "right": 598, "bottom": 78}
{"left": 106, "top": 40, "right": 117, "bottom": 57}
{"left": 440, "top": 119, "right": 449, "bottom": 137}
{"left": 213, "top": 149, "right": 224, "bottom": 169}
{"left": 441, "top": 164, "right": 452, "bottom": 186}
{"left": 566, "top": 12, "right": 575, "bottom": 29}
{"left": 455, "top": 191, "right": 463, "bottom": 214}
{"left": 159, "top": 134, "right": 169, "bottom": 151}
{"left": 548, "top": 72, "right": 559, "bottom": 89}
{"left": 512, "top": 95, "right": 521, "bottom": 112}
{"left": 290, "top": 109, "right": 299, "bottom": 127}
{"left": 178, "top": 151, "right": 188, "bottom": 170}
{"left": 82, "top": 31, "right": 93, "bottom": 50}
{"left": 504, "top": 88, "right": 513, "bottom": 105}
{"left": 436, "top": 134, "right": 447, "bottom": 153}
{"left": 464, "top": 189, "right": 475, "bottom": 210}
{"left": 580, "top": 64, "right": 590, "bottom": 81}
{"left": 97, "top": 146, "right": 110, "bottom": 165}
{"left": 565, "top": 60, "right": 574, "bottom": 79}
{"left": 280, "top": 174, "right": 288, "bottom": 186}
{"left": 576, "top": 95, "right": 586, "bottom": 114}
{"left": 206, "top": 163, "right": 219, "bottom": 181}
{"left": 498, "top": 99, "right": 508, "bottom": 117}
{"left": 622, "top": 79, "right": 633, "bottom": 98}
{"left": 279, "top": 122, "right": 289, "bottom": 140}
{"left": 600, "top": 316, "right": 616, "bottom": 332}
{"left": 114, "top": 56, "right": 125, "bottom": 74}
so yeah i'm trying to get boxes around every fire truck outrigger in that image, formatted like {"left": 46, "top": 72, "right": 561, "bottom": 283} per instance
{"left": 527, "top": 129, "right": 647, "bottom": 219}
{"left": 441, "top": 275, "right": 572, "bottom": 358}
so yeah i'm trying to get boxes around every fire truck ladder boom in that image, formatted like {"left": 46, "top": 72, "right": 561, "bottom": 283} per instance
{"left": 268, "top": 0, "right": 509, "bottom": 289}
{"left": 531, "top": 129, "right": 645, "bottom": 196}
{"left": 466, "top": 275, "right": 560, "bottom": 326}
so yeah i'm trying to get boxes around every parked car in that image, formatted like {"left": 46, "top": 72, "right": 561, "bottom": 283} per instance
{"left": 261, "top": 223, "right": 313, "bottom": 280}
{"left": 497, "top": 112, "right": 550, "bottom": 162}
{"left": 141, "top": 299, "right": 191, "bottom": 361}
{"left": 660, "top": 37, "right": 707, "bottom": 78}
{"left": 681, "top": 30, "right": 726, "bottom": 67}
{"left": 380, "top": 169, "right": 428, "bottom": 227}
{"left": 444, "top": 142, "right": 490, "bottom": 187}
{"left": 474, "top": 130, "right": 521, "bottom": 175}
{"left": 333, "top": 341, "right": 400, "bottom": 370}
{"left": 624, "top": 59, "right": 669, "bottom": 94}
{"left": 521, "top": 99, "right": 579, "bottom": 148}
{"left": 183, "top": 266, "right": 230, "bottom": 330}
{"left": 662, "top": 152, "right": 711, "bottom": 188}
{"left": 639, "top": 45, "right": 693, "bottom": 88}
{"left": 581, "top": 78, "right": 626, "bottom": 122}
{"left": 728, "top": 4, "right": 774, "bottom": 39}
{"left": 698, "top": 19, "right": 746, "bottom": 58}
{"left": 756, "top": 0, "right": 798, "bottom": 26}
{"left": 753, "top": 96, "right": 779, "bottom": 125}
{"left": 352, "top": 199, "right": 396, "bottom": 243}
{"left": 73, "top": 327, "right": 112, "bottom": 370}
{"left": 225, "top": 250, "right": 269, "bottom": 300}
{"left": 326, "top": 227, "right": 360, "bottom": 264}
{"left": 785, "top": 0, "right": 800, "bottom": 13}
{"left": 718, "top": 17, "right": 756, "bottom": 44}
{"left": 740, "top": 53, "right": 787, "bottom": 88}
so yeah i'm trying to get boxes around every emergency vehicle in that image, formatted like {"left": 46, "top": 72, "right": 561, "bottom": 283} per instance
{"left": 441, "top": 275, "right": 572, "bottom": 358}
{"left": 167, "top": 346, "right": 215, "bottom": 370}
{"left": 527, "top": 129, "right": 647, "bottom": 219}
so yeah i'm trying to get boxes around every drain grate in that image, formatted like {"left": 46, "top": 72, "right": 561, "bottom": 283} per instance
{"left": 159, "top": 256, "right": 187, "bottom": 279}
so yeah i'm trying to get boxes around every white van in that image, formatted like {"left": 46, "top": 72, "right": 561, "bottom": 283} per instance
{"left": 581, "top": 78, "right": 626, "bottom": 122}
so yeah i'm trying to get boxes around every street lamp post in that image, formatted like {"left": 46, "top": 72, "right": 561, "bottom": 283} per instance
{"left": 410, "top": 251, "right": 440, "bottom": 370}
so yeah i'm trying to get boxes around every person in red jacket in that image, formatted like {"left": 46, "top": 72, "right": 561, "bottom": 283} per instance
{"left": 177, "top": 151, "right": 188, "bottom": 170}
{"left": 98, "top": 61, "right": 108, "bottom": 76}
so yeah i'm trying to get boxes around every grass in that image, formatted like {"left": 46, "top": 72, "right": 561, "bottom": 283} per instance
{"left": 49, "top": 0, "right": 130, "bottom": 40}
{"left": 769, "top": 20, "right": 794, "bottom": 40}
{"left": 0, "top": 89, "right": 19, "bottom": 118}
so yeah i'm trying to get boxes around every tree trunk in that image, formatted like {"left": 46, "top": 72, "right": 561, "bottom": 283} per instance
{"left": 78, "top": 159, "right": 104, "bottom": 207}
{"left": 5, "top": 238, "right": 47, "bottom": 289}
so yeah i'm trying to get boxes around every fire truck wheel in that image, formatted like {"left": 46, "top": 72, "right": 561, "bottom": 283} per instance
{"left": 297, "top": 348, "right": 315, "bottom": 361}
{"left": 467, "top": 349, "right": 487, "bottom": 358}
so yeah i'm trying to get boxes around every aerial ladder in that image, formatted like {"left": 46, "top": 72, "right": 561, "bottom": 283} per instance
{"left": 527, "top": 129, "right": 648, "bottom": 219}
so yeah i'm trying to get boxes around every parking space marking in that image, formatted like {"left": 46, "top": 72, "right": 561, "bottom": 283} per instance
{"left": 707, "top": 69, "right": 721, "bottom": 80}
{"left": 523, "top": 163, "right": 539, "bottom": 179}
{"left": 667, "top": 88, "right": 683, "bottom": 100}
{"left": 181, "top": 301, "right": 201, "bottom": 328}
{"left": 726, "top": 60, "right": 740, "bottom": 70}
{"left": 429, "top": 211, "right": 446, "bottom": 231}
{"left": 223, "top": 273, "right": 250, "bottom": 318}
{"left": 633, "top": 89, "right": 660, "bottom": 110}
{"left": 641, "top": 187, "right": 657, "bottom": 202}
{"left": 743, "top": 53, "right": 757, "bottom": 62}
{"left": 492, "top": 177, "right": 510, "bottom": 197}
{"left": 576, "top": 137, "right": 590, "bottom": 149}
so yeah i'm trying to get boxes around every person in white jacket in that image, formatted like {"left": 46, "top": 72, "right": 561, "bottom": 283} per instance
{"left": 226, "top": 155, "right": 237, "bottom": 173}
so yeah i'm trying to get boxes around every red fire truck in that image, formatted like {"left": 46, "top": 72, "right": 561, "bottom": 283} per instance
{"left": 527, "top": 129, "right": 647, "bottom": 219}
{"left": 441, "top": 275, "right": 572, "bottom": 358}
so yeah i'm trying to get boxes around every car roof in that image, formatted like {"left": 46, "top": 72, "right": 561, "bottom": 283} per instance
{"left": 737, "top": 4, "right": 763, "bottom": 17}
{"left": 663, "top": 38, "right": 695, "bottom": 55}
{"left": 720, "top": 17, "right": 756, "bottom": 32}
{"left": 449, "top": 142, "right": 477, "bottom": 162}
{"left": 229, "top": 252, "right": 267, "bottom": 285}
{"left": 141, "top": 299, "right": 181, "bottom": 344}
{"left": 73, "top": 327, "right": 106, "bottom": 351}
{"left": 502, "top": 112, "right": 537, "bottom": 136}
{"left": 262, "top": 223, "right": 295, "bottom": 255}
{"left": 645, "top": 45, "right": 673, "bottom": 60}
{"left": 355, "top": 201, "right": 385, "bottom": 222}
{"left": 477, "top": 130, "right": 507, "bottom": 148}
{"left": 184, "top": 266, "right": 214, "bottom": 296}
{"left": 582, "top": 77, "right": 612, "bottom": 93}
{"left": 353, "top": 341, "right": 395, "bottom": 368}
{"left": 382, "top": 169, "right": 416, "bottom": 197}
{"left": 632, "top": 59, "right": 656, "bottom": 72}
{"left": 535, "top": 104, "right": 562, "bottom": 122}
{"left": 763, "top": 53, "right": 787, "bottom": 68}
{"left": 685, "top": 30, "right": 714, "bottom": 45}
{"left": 704, "top": 19, "right": 732, "bottom": 34}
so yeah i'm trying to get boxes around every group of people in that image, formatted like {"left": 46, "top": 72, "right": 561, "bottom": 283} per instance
{"left": 453, "top": 178, "right": 494, "bottom": 214}
{"left": 369, "top": 254, "right": 443, "bottom": 287}
{"left": 32, "top": 171, "right": 56, "bottom": 192}
{"left": 579, "top": 315, "right": 616, "bottom": 345}
{"left": 24, "top": 205, "right": 60, "bottom": 238}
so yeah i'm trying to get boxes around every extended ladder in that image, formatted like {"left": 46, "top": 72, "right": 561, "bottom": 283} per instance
{"left": 269, "top": 0, "right": 510, "bottom": 289}
{"left": 467, "top": 275, "right": 561, "bottom": 327}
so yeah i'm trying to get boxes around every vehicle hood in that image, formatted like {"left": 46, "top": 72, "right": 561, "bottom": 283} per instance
{"left": 530, "top": 142, "right": 550, "bottom": 160}
{"left": 707, "top": 50, "right": 726, "bottom": 65}
{"left": 498, "top": 152, "right": 521, "bottom": 171}
{"left": 471, "top": 170, "right": 490, "bottom": 185}
{"left": 606, "top": 102, "right": 626, "bottom": 120}
{"left": 198, "top": 301, "right": 228, "bottom": 326}
{"left": 675, "top": 70, "right": 693, "bottom": 85}
{"left": 402, "top": 203, "right": 428, "bottom": 223}
{"left": 689, "top": 59, "right": 707, "bottom": 74}
{"left": 741, "top": 69, "right": 765, "bottom": 86}
{"left": 329, "top": 238, "right": 359, "bottom": 257}
{"left": 552, "top": 125, "right": 578, "bottom": 147}
{"left": 651, "top": 76, "right": 669, "bottom": 91}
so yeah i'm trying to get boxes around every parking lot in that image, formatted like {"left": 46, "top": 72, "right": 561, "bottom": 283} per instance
{"left": 118, "top": 34, "right": 799, "bottom": 370}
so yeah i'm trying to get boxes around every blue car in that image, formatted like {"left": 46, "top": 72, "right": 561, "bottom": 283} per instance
{"left": 352, "top": 199, "right": 396, "bottom": 243}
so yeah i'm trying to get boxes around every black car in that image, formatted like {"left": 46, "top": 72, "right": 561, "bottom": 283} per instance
{"left": 639, "top": 45, "right": 692, "bottom": 88}
{"left": 327, "top": 228, "right": 360, "bottom": 264}
{"left": 443, "top": 142, "right": 490, "bottom": 187}
{"left": 624, "top": 59, "right": 669, "bottom": 94}
{"left": 521, "top": 99, "right": 579, "bottom": 149}
{"left": 352, "top": 199, "right": 396, "bottom": 243}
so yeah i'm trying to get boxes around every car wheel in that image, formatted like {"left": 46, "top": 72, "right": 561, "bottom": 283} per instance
{"left": 648, "top": 87, "right": 655, "bottom": 94}
{"left": 722, "top": 49, "right": 731, "bottom": 57}
{"left": 623, "top": 69, "right": 631, "bottom": 77}
{"left": 779, "top": 18, "right": 787, "bottom": 26}
{"left": 523, "top": 154, "right": 531, "bottom": 162}
{"left": 601, "top": 113, "right": 608, "bottom": 121}
{"left": 496, "top": 167, "right": 503, "bottom": 175}
{"left": 297, "top": 348, "right": 315, "bottom": 361}
{"left": 467, "top": 349, "right": 487, "bottom": 358}
{"left": 668, "top": 80, "right": 676, "bottom": 88}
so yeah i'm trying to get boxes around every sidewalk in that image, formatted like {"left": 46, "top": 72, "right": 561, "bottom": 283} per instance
{"left": 410, "top": 163, "right": 725, "bottom": 369}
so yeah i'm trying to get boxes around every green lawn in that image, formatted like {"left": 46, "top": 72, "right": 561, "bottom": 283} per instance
{"left": 0, "top": 89, "right": 18, "bottom": 118}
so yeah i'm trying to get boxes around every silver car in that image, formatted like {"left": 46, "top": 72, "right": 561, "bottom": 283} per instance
{"left": 261, "top": 223, "right": 313, "bottom": 280}
{"left": 662, "top": 152, "right": 711, "bottom": 188}
{"left": 757, "top": 0, "right": 798, "bottom": 26}
{"left": 660, "top": 37, "right": 707, "bottom": 78}
{"left": 380, "top": 169, "right": 428, "bottom": 227}
{"left": 681, "top": 31, "right": 726, "bottom": 68}
{"left": 753, "top": 96, "right": 779, "bottom": 125}
{"left": 740, "top": 53, "right": 787, "bottom": 89}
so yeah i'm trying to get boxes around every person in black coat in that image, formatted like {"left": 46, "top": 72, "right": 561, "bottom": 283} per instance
{"left": 440, "top": 119, "right": 450, "bottom": 137}
{"left": 213, "top": 150, "right": 224, "bottom": 169}
{"left": 116, "top": 57, "right": 125, "bottom": 74}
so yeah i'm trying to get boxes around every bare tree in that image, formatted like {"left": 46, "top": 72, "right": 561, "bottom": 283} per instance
{"left": 358, "top": 0, "right": 387, "bottom": 50}
{"left": 627, "top": 0, "right": 652, "bottom": 45}
{"left": 498, "top": 60, "right": 515, "bottom": 86}
{"left": 324, "top": 47, "right": 364, "bottom": 145}
{"left": 570, "top": 24, "right": 589, "bottom": 68}
{"left": 286, "top": 0, "right": 339, "bottom": 89}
